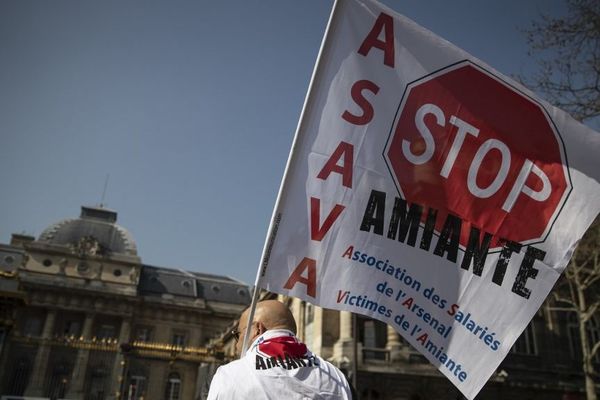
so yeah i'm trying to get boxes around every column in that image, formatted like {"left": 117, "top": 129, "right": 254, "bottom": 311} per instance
{"left": 146, "top": 360, "right": 168, "bottom": 399}
{"left": 24, "top": 309, "right": 56, "bottom": 396}
{"left": 386, "top": 324, "right": 402, "bottom": 361}
{"left": 311, "top": 307, "right": 324, "bottom": 355}
{"left": 339, "top": 311, "right": 352, "bottom": 341}
{"left": 189, "top": 326, "right": 202, "bottom": 348}
{"left": 195, "top": 362, "right": 219, "bottom": 400}
{"left": 108, "top": 318, "right": 131, "bottom": 400}
{"left": 297, "top": 301, "right": 306, "bottom": 342}
{"left": 333, "top": 311, "right": 355, "bottom": 364}
{"left": 65, "top": 313, "right": 95, "bottom": 398}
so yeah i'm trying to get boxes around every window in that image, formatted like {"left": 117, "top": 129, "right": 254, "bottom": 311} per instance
{"left": 0, "top": 328, "right": 6, "bottom": 352}
{"left": 164, "top": 372, "right": 181, "bottom": 400}
{"left": 588, "top": 318, "right": 600, "bottom": 362}
{"left": 127, "top": 375, "right": 147, "bottom": 400}
{"left": 88, "top": 366, "right": 108, "bottom": 400}
{"left": 8, "top": 357, "right": 31, "bottom": 396}
{"left": 64, "top": 320, "right": 82, "bottom": 337}
{"left": 358, "top": 317, "right": 388, "bottom": 361}
{"left": 135, "top": 326, "right": 153, "bottom": 342}
{"left": 359, "top": 318, "right": 387, "bottom": 348}
{"left": 46, "top": 361, "right": 70, "bottom": 399}
{"left": 568, "top": 313, "right": 600, "bottom": 362}
{"left": 362, "top": 389, "right": 381, "bottom": 400}
{"left": 511, "top": 322, "right": 537, "bottom": 355}
{"left": 23, "top": 316, "right": 43, "bottom": 336}
{"left": 97, "top": 324, "right": 116, "bottom": 340}
{"left": 171, "top": 332, "right": 186, "bottom": 347}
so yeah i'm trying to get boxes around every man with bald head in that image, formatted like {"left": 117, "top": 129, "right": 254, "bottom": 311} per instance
{"left": 207, "top": 300, "right": 352, "bottom": 399}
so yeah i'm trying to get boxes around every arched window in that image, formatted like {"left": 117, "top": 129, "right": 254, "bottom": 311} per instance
{"left": 164, "top": 372, "right": 181, "bottom": 400}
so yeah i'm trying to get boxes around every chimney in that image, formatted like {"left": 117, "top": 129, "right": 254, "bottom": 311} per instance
{"left": 10, "top": 233, "right": 35, "bottom": 247}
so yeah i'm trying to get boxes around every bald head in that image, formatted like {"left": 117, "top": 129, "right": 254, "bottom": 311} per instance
{"left": 235, "top": 300, "right": 297, "bottom": 356}
{"left": 256, "top": 300, "right": 297, "bottom": 333}
{"left": 240, "top": 300, "right": 296, "bottom": 333}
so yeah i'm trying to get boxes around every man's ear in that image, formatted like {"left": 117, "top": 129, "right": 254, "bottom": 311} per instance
{"left": 256, "top": 321, "right": 267, "bottom": 335}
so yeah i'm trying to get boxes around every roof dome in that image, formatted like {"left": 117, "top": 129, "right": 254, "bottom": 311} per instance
{"left": 38, "top": 206, "right": 137, "bottom": 256}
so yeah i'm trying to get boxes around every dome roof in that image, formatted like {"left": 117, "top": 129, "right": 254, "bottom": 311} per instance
{"left": 38, "top": 206, "right": 137, "bottom": 256}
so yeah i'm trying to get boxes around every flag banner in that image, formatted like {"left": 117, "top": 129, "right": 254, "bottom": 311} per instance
{"left": 257, "top": 0, "right": 600, "bottom": 398}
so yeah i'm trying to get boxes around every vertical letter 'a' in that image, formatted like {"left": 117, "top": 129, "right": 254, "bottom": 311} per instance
{"left": 283, "top": 258, "right": 317, "bottom": 298}
{"left": 317, "top": 141, "right": 354, "bottom": 189}
{"left": 358, "top": 12, "right": 395, "bottom": 68}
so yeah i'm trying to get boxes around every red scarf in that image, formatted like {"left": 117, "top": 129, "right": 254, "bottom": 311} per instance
{"left": 258, "top": 335, "right": 308, "bottom": 358}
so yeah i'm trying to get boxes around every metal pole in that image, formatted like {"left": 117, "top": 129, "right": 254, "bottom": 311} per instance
{"left": 352, "top": 312, "right": 358, "bottom": 392}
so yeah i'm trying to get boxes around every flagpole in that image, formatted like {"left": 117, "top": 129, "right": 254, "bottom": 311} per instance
{"left": 352, "top": 312, "right": 358, "bottom": 390}
{"left": 240, "top": 0, "right": 343, "bottom": 356}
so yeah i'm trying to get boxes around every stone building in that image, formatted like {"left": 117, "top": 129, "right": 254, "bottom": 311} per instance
{"left": 0, "top": 206, "right": 250, "bottom": 400}
{"left": 256, "top": 296, "right": 590, "bottom": 400}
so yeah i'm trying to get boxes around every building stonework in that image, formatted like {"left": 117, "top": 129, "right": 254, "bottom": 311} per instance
{"left": 0, "top": 206, "right": 250, "bottom": 400}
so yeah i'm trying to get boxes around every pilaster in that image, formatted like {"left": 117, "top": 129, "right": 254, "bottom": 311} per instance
{"left": 332, "top": 311, "right": 355, "bottom": 365}
{"left": 108, "top": 318, "right": 131, "bottom": 400}
{"left": 386, "top": 324, "right": 402, "bottom": 361}
{"left": 65, "top": 313, "right": 95, "bottom": 398}
{"left": 24, "top": 309, "right": 56, "bottom": 396}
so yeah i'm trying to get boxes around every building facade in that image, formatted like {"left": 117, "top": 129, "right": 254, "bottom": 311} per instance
{"left": 0, "top": 206, "right": 250, "bottom": 400}
{"left": 269, "top": 296, "right": 592, "bottom": 400}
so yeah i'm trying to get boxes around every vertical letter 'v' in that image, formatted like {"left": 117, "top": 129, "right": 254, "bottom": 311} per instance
{"left": 310, "top": 197, "right": 345, "bottom": 241}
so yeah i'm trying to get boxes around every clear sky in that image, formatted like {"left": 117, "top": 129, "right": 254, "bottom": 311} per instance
{"left": 0, "top": 0, "right": 569, "bottom": 285}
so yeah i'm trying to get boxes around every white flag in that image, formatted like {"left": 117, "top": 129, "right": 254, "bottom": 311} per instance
{"left": 256, "top": 0, "right": 600, "bottom": 398}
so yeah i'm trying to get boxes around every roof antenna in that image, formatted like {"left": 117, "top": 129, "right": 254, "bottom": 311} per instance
{"left": 100, "top": 174, "right": 110, "bottom": 208}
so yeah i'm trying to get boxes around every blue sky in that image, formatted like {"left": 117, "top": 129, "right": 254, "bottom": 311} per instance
{"left": 0, "top": 0, "right": 568, "bottom": 285}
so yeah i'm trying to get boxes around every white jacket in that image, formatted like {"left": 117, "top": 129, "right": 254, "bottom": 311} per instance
{"left": 207, "top": 329, "right": 352, "bottom": 400}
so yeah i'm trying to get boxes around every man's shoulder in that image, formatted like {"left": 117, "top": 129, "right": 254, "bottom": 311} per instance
{"left": 214, "top": 358, "right": 249, "bottom": 377}
{"left": 207, "top": 358, "right": 254, "bottom": 399}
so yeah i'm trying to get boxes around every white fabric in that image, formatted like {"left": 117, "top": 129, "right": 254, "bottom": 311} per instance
{"left": 256, "top": 0, "right": 600, "bottom": 398}
{"left": 207, "top": 330, "right": 352, "bottom": 400}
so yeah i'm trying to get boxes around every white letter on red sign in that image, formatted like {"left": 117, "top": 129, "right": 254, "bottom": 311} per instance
{"left": 402, "top": 103, "right": 443, "bottom": 165}
{"left": 440, "top": 116, "right": 480, "bottom": 178}
{"left": 468, "top": 138, "right": 511, "bottom": 198}
{"left": 502, "top": 159, "right": 551, "bottom": 212}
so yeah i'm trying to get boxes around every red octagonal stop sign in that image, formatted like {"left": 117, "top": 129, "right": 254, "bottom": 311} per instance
{"left": 384, "top": 61, "right": 571, "bottom": 249}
